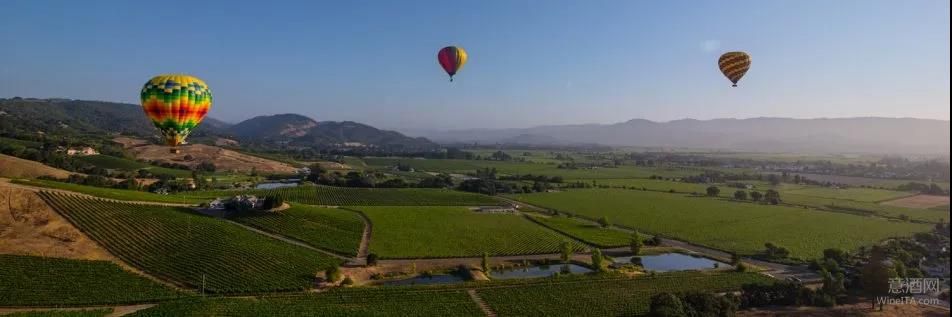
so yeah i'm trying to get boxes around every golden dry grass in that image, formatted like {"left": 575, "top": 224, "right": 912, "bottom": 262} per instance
{"left": 114, "top": 137, "right": 298, "bottom": 174}
{"left": 0, "top": 154, "right": 73, "bottom": 179}
{"left": 0, "top": 185, "right": 113, "bottom": 260}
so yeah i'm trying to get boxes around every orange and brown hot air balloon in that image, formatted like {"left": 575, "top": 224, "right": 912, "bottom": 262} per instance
{"left": 718, "top": 52, "right": 751, "bottom": 87}
{"left": 437, "top": 46, "right": 467, "bottom": 82}
{"left": 140, "top": 74, "right": 212, "bottom": 152}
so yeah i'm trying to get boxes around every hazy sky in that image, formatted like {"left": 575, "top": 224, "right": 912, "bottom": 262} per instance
{"left": 1, "top": 0, "right": 949, "bottom": 130}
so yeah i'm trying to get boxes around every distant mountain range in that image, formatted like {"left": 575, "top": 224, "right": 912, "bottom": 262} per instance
{"left": 0, "top": 98, "right": 436, "bottom": 150}
{"left": 403, "top": 117, "right": 951, "bottom": 155}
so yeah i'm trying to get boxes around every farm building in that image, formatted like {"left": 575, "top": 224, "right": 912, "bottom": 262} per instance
{"left": 61, "top": 146, "right": 99, "bottom": 156}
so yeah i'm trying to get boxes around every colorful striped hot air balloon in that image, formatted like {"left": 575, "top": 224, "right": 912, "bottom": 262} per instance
{"left": 437, "top": 46, "right": 467, "bottom": 81}
{"left": 718, "top": 52, "right": 751, "bottom": 87}
{"left": 140, "top": 74, "right": 212, "bottom": 150}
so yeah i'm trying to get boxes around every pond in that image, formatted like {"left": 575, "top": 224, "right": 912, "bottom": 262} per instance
{"left": 612, "top": 252, "right": 727, "bottom": 272}
{"left": 379, "top": 274, "right": 467, "bottom": 286}
{"left": 490, "top": 264, "right": 592, "bottom": 280}
{"left": 255, "top": 182, "right": 299, "bottom": 189}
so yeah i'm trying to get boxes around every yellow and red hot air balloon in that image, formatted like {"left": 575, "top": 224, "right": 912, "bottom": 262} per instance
{"left": 140, "top": 74, "right": 212, "bottom": 152}
{"left": 718, "top": 51, "right": 751, "bottom": 87}
{"left": 437, "top": 46, "right": 467, "bottom": 81}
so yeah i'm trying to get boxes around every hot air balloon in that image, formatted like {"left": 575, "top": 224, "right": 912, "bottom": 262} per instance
{"left": 718, "top": 52, "right": 751, "bottom": 87}
{"left": 140, "top": 74, "right": 212, "bottom": 153}
{"left": 437, "top": 46, "right": 467, "bottom": 81}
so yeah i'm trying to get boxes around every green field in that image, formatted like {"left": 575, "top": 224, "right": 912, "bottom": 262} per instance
{"left": 363, "top": 157, "right": 701, "bottom": 179}
{"left": 526, "top": 214, "right": 633, "bottom": 248}
{"left": 13, "top": 179, "right": 209, "bottom": 203}
{"left": 0, "top": 254, "right": 180, "bottom": 306}
{"left": 352, "top": 206, "right": 585, "bottom": 258}
{"left": 584, "top": 178, "right": 714, "bottom": 193}
{"left": 3, "top": 310, "right": 113, "bottom": 317}
{"left": 128, "top": 271, "right": 766, "bottom": 317}
{"left": 782, "top": 193, "right": 947, "bottom": 223}
{"left": 783, "top": 186, "right": 915, "bottom": 202}
{"left": 230, "top": 205, "right": 364, "bottom": 256}
{"left": 74, "top": 155, "right": 193, "bottom": 177}
{"left": 15, "top": 180, "right": 500, "bottom": 206}
{"left": 129, "top": 288, "right": 483, "bottom": 317}
{"left": 478, "top": 271, "right": 772, "bottom": 316}
{"left": 509, "top": 189, "right": 931, "bottom": 259}
{"left": 38, "top": 192, "right": 342, "bottom": 293}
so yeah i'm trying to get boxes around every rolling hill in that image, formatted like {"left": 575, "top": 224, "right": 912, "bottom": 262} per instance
{"left": 408, "top": 117, "right": 951, "bottom": 155}
{"left": 0, "top": 98, "right": 437, "bottom": 150}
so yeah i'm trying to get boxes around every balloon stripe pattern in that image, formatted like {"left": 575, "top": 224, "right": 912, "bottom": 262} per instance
{"left": 718, "top": 52, "right": 751, "bottom": 87}
{"left": 140, "top": 74, "right": 212, "bottom": 146}
{"left": 437, "top": 46, "right": 467, "bottom": 81}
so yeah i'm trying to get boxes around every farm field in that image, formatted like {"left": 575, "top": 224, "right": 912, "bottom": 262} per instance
{"left": 782, "top": 186, "right": 915, "bottom": 202}
{"left": 128, "top": 288, "right": 483, "bottom": 317}
{"left": 0, "top": 154, "right": 73, "bottom": 179}
{"left": 185, "top": 185, "right": 503, "bottom": 206}
{"left": 782, "top": 193, "right": 947, "bottom": 223}
{"left": 0, "top": 254, "right": 180, "bottom": 306}
{"left": 74, "top": 155, "right": 193, "bottom": 178}
{"left": 779, "top": 173, "right": 950, "bottom": 190}
{"left": 478, "top": 271, "right": 772, "bottom": 316}
{"left": 38, "top": 192, "right": 343, "bottom": 293}
{"left": 584, "top": 178, "right": 715, "bottom": 194}
{"left": 509, "top": 189, "right": 931, "bottom": 259}
{"left": 230, "top": 206, "right": 364, "bottom": 256}
{"left": 879, "top": 194, "right": 951, "bottom": 209}
{"left": 363, "top": 157, "right": 701, "bottom": 179}
{"left": 2, "top": 310, "right": 113, "bottom": 317}
{"left": 352, "top": 206, "right": 585, "bottom": 258}
{"left": 12, "top": 179, "right": 211, "bottom": 203}
{"left": 526, "top": 214, "right": 633, "bottom": 248}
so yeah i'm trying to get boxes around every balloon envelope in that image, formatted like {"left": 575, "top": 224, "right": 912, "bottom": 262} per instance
{"left": 437, "top": 46, "right": 467, "bottom": 81}
{"left": 140, "top": 74, "right": 212, "bottom": 146}
{"left": 718, "top": 52, "right": 751, "bottom": 87}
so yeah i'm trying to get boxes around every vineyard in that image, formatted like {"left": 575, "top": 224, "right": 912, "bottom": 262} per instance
{"left": 525, "top": 214, "right": 634, "bottom": 248}
{"left": 783, "top": 186, "right": 915, "bottom": 202}
{"left": 13, "top": 179, "right": 210, "bottom": 204}
{"left": 0, "top": 254, "right": 180, "bottom": 306}
{"left": 353, "top": 206, "right": 586, "bottom": 258}
{"left": 126, "top": 271, "right": 768, "bottom": 316}
{"left": 3, "top": 310, "right": 114, "bottom": 317}
{"left": 74, "top": 155, "right": 193, "bottom": 178}
{"left": 38, "top": 192, "right": 343, "bottom": 293}
{"left": 362, "top": 157, "right": 701, "bottom": 179}
{"left": 128, "top": 288, "right": 483, "bottom": 316}
{"left": 782, "top": 193, "right": 947, "bottom": 223}
{"left": 184, "top": 185, "right": 502, "bottom": 206}
{"left": 231, "top": 205, "right": 364, "bottom": 256}
{"left": 477, "top": 271, "right": 772, "bottom": 316}
{"left": 510, "top": 189, "right": 932, "bottom": 259}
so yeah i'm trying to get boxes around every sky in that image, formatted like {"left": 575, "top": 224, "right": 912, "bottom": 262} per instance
{"left": 1, "top": 0, "right": 949, "bottom": 130}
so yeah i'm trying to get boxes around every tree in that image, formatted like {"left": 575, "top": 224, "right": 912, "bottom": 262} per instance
{"left": 630, "top": 231, "right": 644, "bottom": 255}
{"left": 325, "top": 265, "right": 342, "bottom": 283}
{"left": 706, "top": 186, "right": 720, "bottom": 197}
{"left": 733, "top": 190, "right": 748, "bottom": 200}
{"left": 591, "top": 248, "right": 604, "bottom": 272}
{"left": 861, "top": 246, "right": 897, "bottom": 309}
{"left": 750, "top": 191, "right": 763, "bottom": 202}
{"left": 596, "top": 217, "right": 610, "bottom": 228}
{"left": 481, "top": 252, "right": 491, "bottom": 273}
{"left": 366, "top": 253, "right": 378, "bottom": 266}
{"left": 560, "top": 241, "right": 573, "bottom": 263}
{"left": 767, "top": 174, "right": 781, "bottom": 186}
{"left": 649, "top": 293, "right": 686, "bottom": 317}
{"left": 764, "top": 189, "right": 781, "bottom": 205}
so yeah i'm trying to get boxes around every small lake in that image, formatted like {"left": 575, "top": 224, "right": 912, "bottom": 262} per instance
{"left": 255, "top": 182, "right": 299, "bottom": 189}
{"left": 490, "top": 264, "right": 592, "bottom": 280}
{"left": 379, "top": 274, "right": 467, "bottom": 286}
{"left": 612, "top": 253, "right": 727, "bottom": 272}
